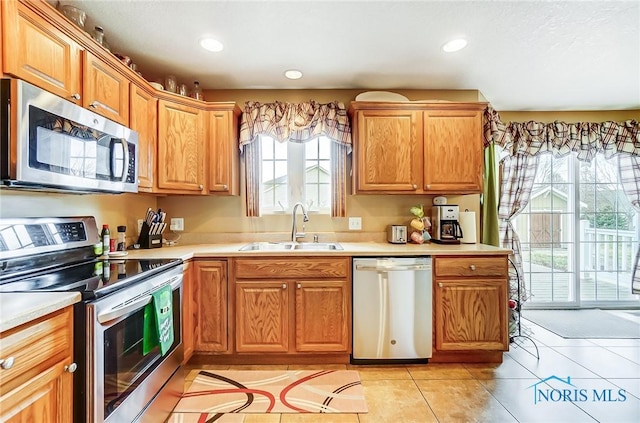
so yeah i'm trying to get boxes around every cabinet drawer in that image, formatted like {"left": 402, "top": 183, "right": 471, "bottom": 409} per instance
{"left": 234, "top": 258, "right": 349, "bottom": 279}
{"left": 435, "top": 256, "right": 507, "bottom": 278}
{"left": 0, "top": 307, "right": 73, "bottom": 393}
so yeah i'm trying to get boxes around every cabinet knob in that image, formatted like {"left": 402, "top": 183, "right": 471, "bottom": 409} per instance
{"left": 282, "top": 283, "right": 287, "bottom": 289}
{"left": 70, "top": 93, "right": 81, "bottom": 100}
{"left": 222, "top": 184, "right": 228, "bottom": 190}
{"left": 412, "top": 184, "right": 417, "bottom": 190}
{"left": 89, "top": 101, "right": 99, "bottom": 109}
{"left": 0, "top": 357, "right": 15, "bottom": 370}
{"left": 438, "top": 282, "right": 443, "bottom": 288}
{"left": 297, "top": 283, "right": 301, "bottom": 289}
{"left": 425, "top": 184, "right": 431, "bottom": 189}
{"left": 469, "top": 264, "right": 476, "bottom": 271}
{"left": 64, "top": 362, "right": 78, "bottom": 373}
{"left": 198, "top": 184, "right": 204, "bottom": 190}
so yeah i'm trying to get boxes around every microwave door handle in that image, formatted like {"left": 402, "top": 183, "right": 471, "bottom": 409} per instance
{"left": 110, "top": 138, "right": 128, "bottom": 181}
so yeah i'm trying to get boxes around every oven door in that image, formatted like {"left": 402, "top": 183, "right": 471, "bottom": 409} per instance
{"left": 87, "top": 268, "right": 183, "bottom": 423}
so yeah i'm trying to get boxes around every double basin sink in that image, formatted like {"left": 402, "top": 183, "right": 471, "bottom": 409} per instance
{"left": 239, "top": 241, "right": 343, "bottom": 251}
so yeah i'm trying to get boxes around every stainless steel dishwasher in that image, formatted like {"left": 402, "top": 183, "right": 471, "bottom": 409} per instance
{"left": 352, "top": 257, "right": 432, "bottom": 363}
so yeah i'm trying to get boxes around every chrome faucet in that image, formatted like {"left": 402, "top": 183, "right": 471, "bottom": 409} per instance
{"left": 291, "top": 202, "right": 309, "bottom": 242}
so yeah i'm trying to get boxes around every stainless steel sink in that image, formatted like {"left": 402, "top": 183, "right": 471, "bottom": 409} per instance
{"left": 239, "top": 242, "right": 342, "bottom": 251}
{"left": 293, "top": 242, "right": 343, "bottom": 250}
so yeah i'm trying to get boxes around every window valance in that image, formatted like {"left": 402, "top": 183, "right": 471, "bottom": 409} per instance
{"left": 239, "top": 101, "right": 352, "bottom": 150}
{"left": 483, "top": 107, "right": 640, "bottom": 161}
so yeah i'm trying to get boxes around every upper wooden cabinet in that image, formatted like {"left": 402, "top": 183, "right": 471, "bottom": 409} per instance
{"left": 83, "top": 51, "right": 130, "bottom": 125}
{"left": 2, "top": 0, "right": 82, "bottom": 103}
{"left": 349, "top": 102, "right": 486, "bottom": 194}
{"left": 157, "top": 99, "right": 207, "bottom": 193}
{"left": 208, "top": 105, "right": 241, "bottom": 195}
{"left": 0, "top": 306, "right": 75, "bottom": 422}
{"left": 130, "top": 83, "right": 158, "bottom": 191}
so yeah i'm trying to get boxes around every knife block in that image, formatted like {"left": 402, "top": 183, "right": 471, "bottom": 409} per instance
{"left": 137, "top": 222, "right": 163, "bottom": 249}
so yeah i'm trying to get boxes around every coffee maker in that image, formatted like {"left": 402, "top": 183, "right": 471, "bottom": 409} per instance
{"left": 431, "top": 205, "right": 463, "bottom": 244}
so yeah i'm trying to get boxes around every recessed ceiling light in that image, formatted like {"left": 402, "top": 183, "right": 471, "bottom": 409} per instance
{"left": 199, "top": 37, "right": 224, "bottom": 52}
{"left": 442, "top": 38, "right": 467, "bottom": 53}
{"left": 284, "top": 69, "right": 303, "bottom": 80}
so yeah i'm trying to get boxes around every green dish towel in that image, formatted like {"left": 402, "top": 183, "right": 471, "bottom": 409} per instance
{"left": 143, "top": 284, "right": 174, "bottom": 356}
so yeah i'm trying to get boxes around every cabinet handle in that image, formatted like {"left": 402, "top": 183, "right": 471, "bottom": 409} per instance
{"left": 297, "top": 283, "right": 301, "bottom": 289}
{"left": 438, "top": 282, "right": 443, "bottom": 288}
{"left": 0, "top": 357, "right": 15, "bottom": 370}
{"left": 469, "top": 265, "right": 476, "bottom": 271}
{"left": 412, "top": 184, "right": 417, "bottom": 190}
{"left": 198, "top": 184, "right": 204, "bottom": 190}
{"left": 282, "top": 283, "right": 287, "bottom": 289}
{"left": 70, "top": 93, "right": 81, "bottom": 100}
{"left": 89, "top": 101, "right": 99, "bottom": 109}
{"left": 64, "top": 362, "right": 78, "bottom": 373}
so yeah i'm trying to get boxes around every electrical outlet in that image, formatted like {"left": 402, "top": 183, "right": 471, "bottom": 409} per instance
{"left": 170, "top": 217, "right": 184, "bottom": 231}
{"left": 137, "top": 219, "right": 144, "bottom": 234}
{"left": 348, "top": 217, "right": 362, "bottom": 230}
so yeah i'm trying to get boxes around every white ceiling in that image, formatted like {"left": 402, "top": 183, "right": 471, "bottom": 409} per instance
{"left": 58, "top": 0, "right": 639, "bottom": 111}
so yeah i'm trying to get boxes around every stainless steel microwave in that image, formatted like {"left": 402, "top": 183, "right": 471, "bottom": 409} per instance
{"left": 0, "top": 79, "right": 138, "bottom": 193}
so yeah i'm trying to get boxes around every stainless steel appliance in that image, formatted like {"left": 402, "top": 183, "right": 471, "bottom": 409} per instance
{"left": 0, "top": 217, "right": 183, "bottom": 423}
{"left": 0, "top": 79, "right": 139, "bottom": 193}
{"left": 352, "top": 257, "right": 432, "bottom": 363}
{"left": 431, "top": 205, "right": 463, "bottom": 244}
{"left": 387, "top": 225, "right": 407, "bottom": 244}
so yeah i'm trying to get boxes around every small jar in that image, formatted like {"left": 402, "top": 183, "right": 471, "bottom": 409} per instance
{"left": 165, "top": 75, "right": 177, "bottom": 93}
{"left": 117, "top": 226, "right": 126, "bottom": 251}
{"left": 178, "top": 83, "right": 188, "bottom": 96}
{"left": 92, "top": 26, "right": 105, "bottom": 46}
{"left": 192, "top": 81, "right": 204, "bottom": 101}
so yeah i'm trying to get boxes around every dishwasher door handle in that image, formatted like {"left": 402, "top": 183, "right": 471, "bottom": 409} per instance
{"left": 355, "top": 264, "right": 431, "bottom": 272}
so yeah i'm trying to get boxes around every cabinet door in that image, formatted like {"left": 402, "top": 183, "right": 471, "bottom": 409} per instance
{"left": 209, "top": 109, "right": 239, "bottom": 195}
{"left": 2, "top": 0, "right": 82, "bottom": 103}
{"left": 435, "top": 279, "right": 508, "bottom": 351}
{"left": 354, "top": 110, "right": 423, "bottom": 192}
{"left": 194, "top": 261, "right": 228, "bottom": 352}
{"left": 423, "top": 109, "right": 483, "bottom": 193}
{"left": 0, "top": 307, "right": 74, "bottom": 423}
{"left": 181, "top": 261, "right": 194, "bottom": 363}
{"left": 295, "top": 280, "right": 349, "bottom": 352}
{"left": 130, "top": 83, "right": 158, "bottom": 191}
{"left": 157, "top": 100, "right": 206, "bottom": 193}
{"left": 236, "top": 281, "right": 289, "bottom": 353}
{"left": 83, "top": 51, "right": 130, "bottom": 125}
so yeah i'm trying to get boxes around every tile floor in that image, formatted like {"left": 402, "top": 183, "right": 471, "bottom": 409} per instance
{"left": 174, "top": 319, "right": 640, "bottom": 422}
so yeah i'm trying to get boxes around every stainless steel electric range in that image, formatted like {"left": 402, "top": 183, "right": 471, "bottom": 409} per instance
{"left": 0, "top": 216, "right": 185, "bottom": 423}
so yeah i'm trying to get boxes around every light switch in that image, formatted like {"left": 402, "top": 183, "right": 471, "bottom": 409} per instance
{"left": 170, "top": 217, "right": 184, "bottom": 231}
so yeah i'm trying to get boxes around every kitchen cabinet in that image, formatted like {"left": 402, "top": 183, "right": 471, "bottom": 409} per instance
{"left": 349, "top": 102, "right": 486, "bottom": 194}
{"left": 130, "top": 82, "right": 158, "bottom": 191}
{"left": 433, "top": 256, "right": 509, "bottom": 352}
{"left": 2, "top": 0, "right": 82, "bottom": 103}
{"left": 233, "top": 257, "right": 350, "bottom": 354}
{"left": 157, "top": 99, "right": 207, "bottom": 193}
{"left": 208, "top": 105, "right": 241, "bottom": 195}
{"left": 182, "top": 261, "right": 194, "bottom": 364}
{"left": 193, "top": 260, "right": 228, "bottom": 353}
{"left": 0, "top": 306, "right": 75, "bottom": 422}
{"left": 83, "top": 50, "right": 130, "bottom": 125}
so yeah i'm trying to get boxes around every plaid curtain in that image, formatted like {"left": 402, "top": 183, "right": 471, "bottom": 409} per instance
{"left": 618, "top": 154, "right": 640, "bottom": 294}
{"left": 239, "top": 101, "right": 352, "bottom": 217}
{"left": 498, "top": 153, "right": 540, "bottom": 302}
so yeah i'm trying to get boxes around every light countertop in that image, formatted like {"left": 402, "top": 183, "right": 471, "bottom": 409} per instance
{"left": 0, "top": 292, "right": 81, "bottom": 333}
{"left": 113, "top": 241, "right": 511, "bottom": 261}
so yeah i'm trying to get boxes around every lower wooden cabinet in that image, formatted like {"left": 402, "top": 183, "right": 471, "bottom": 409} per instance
{"left": 193, "top": 260, "right": 228, "bottom": 353}
{"left": 233, "top": 257, "right": 351, "bottom": 355}
{"left": 0, "top": 306, "right": 75, "bottom": 422}
{"left": 182, "top": 261, "right": 194, "bottom": 364}
{"left": 433, "top": 256, "right": 509, "bottom": 352}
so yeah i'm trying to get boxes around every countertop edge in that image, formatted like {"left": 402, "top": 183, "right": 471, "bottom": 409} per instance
{"left": 0, "top": 292, "right": 81, "bottom": 333}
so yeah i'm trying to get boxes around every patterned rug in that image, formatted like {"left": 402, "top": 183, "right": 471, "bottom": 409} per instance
{"left": 171, "top": 370, "right": 367, "bottom": 415}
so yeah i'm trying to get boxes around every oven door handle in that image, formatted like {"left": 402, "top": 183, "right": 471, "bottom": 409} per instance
{"left": 97, "top": 277, "right": 181, "bottom": 324}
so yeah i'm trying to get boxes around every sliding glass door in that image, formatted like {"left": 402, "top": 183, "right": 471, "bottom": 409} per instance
{"left": 514, "top": 153, "right": 640, "bottom": 308}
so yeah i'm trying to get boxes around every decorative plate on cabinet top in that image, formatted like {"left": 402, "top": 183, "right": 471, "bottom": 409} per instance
{"left": 355, "top": 91, "right": 409, "bottom": 101}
